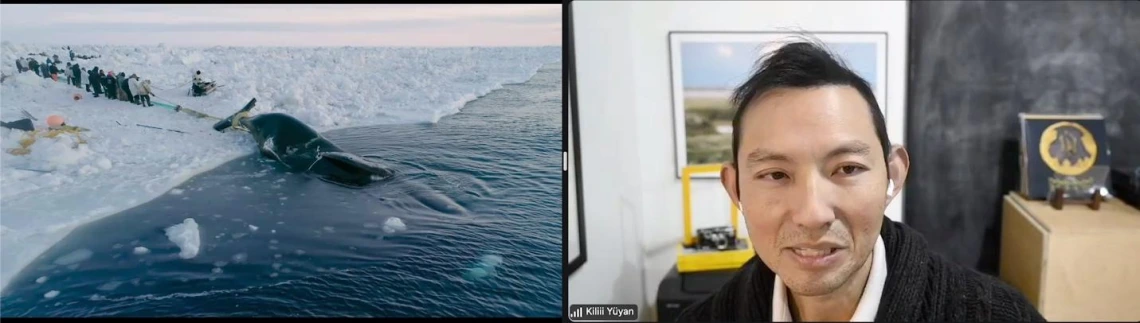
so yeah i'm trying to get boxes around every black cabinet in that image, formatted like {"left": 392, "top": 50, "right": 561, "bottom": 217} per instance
{"left": 656, "top": 263, "right": 738, "bottom": 323}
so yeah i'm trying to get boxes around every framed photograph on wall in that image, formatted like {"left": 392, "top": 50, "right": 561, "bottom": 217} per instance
{"left": 566, "top": 8, "right": 587, "bottom": 277}
{"left": 668, "top": 31, "right": 888, "bottom": 178}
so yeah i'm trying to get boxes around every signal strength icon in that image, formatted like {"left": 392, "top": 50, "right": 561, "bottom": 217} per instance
{"left": 570, "top": 306, "right": 583, "bottom": 320}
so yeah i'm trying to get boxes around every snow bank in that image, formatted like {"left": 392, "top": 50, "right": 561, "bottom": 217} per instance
{"left": 0, "top": 43, "right": 559, "bottom": 290}
{"left": 165, "top": 218, "right": 200, "bottom": 259}
{"left": 2, "top": 43, "right": 560, "bottom": 128}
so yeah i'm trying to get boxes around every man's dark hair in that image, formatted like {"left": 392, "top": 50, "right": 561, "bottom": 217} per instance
{"left": 730, "top": 38, "right": 890, "bottom": 170}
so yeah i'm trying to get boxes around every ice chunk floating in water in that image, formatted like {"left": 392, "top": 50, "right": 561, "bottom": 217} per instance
{"left": 96, "top": 281, "right": 122, "bottom": 291}
{"left": 462, "top": 254, "right": 504, "bottom": 282}
{"left": 165, "top": 218, "right": 201, "bottom": 259}
{"left": 43, "top": 290, "right": 60, "bottom": 299}
{"left": 383, "top": 217, "right": 406, "bottom": 233}
{"left": 53, "top": 249, "right": 94, "bottom": 266}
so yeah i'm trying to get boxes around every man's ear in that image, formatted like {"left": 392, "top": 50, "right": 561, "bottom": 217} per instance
{"left": 886, "top": 144, "right": 910, "bottom": 205}
{"left": 721, "top": 163, "right": 741, "bottom": 207}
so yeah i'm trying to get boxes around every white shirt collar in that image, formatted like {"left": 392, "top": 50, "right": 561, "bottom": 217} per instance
{"left": 772, "top": 235, "right": 888, "bottom": 322}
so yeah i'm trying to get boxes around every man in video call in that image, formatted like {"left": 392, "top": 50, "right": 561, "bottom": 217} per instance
{"left": 674, "top": 39, "right": 1045, "bottom": 322}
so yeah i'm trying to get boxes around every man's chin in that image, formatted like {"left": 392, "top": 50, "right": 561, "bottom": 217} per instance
{"left": 777, "top": 261, "right": 854, "bottom": 296}
{"left": 780, "top": 271, "right": 848, "bottom": 296}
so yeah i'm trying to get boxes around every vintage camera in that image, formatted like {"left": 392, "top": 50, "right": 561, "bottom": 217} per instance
{"left": 695, "top": 226, "right": 737, "bottom": 251}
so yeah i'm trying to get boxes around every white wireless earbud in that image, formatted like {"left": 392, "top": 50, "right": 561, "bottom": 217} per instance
{"left": 887, "top": 180, "right": 896, "bottom": 198}
{"left": 738, "top": 202, "right": 744, "bottom": 213}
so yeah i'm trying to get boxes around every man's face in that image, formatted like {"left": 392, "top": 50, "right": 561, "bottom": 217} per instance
{"left": 725, "top": 85, "right": 888, "bottom": 296}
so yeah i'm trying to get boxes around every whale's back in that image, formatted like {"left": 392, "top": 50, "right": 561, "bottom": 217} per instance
{"left": 245, "top": 113, "right": 391, "bottom": 188}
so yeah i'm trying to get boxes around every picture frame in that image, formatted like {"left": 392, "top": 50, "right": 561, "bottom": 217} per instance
{"left": 668, "top": 31, "right": 889, "bottom": 178}
{"left": 566, "top": 8, "right": 587, "bottom": 277}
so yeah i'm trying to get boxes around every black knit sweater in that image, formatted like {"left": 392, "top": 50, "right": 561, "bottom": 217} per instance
{"left": 674, "top": 218, "right": 1046, "bottom": 322}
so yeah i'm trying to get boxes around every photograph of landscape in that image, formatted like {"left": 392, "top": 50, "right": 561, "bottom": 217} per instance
{"left": 669, "top": 32, "right": 886, "bottom": 177}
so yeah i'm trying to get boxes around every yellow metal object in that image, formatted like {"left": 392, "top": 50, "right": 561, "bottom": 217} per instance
{"left": 677, "top": 163, "right": 754, "bottom": 273}
{"left": 677, "top": 240, "right": 755, "bottom": 273}
{"left": 230, "top": 111, "right": 250, "bottom": 132}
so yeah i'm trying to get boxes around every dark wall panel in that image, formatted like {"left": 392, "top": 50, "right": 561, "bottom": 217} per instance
{"left": 905, "top": 1, "right": 1140, "bottom": 275}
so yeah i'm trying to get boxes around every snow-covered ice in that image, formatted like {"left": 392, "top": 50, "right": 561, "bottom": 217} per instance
{"left": 133, "top": 246, "right": 149, "bottom": 255}
{"left": 0, "top": 43, "right": 559, "bottom": 289}
{"left": 165, "top": 218, "right": 200, "bottom": 259}
{"left": 43, "top": 290, "right": 59, "bottom": 299}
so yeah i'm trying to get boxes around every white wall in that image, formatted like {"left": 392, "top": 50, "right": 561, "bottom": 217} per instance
{"left": 570, "top": 1, "right": 909, "bottom": 321}
{"left": 568, "top": 1, "right": 650, "bottom": 320}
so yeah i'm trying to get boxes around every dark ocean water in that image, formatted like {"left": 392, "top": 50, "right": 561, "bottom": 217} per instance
{"left": 0, "top": 63, "right": 563, "bottom": 317}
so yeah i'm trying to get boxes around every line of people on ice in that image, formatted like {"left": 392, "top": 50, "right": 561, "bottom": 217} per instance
{"left": 87, "top": 67, "right": 155, "bottom": 108}
{"left": 15, "top": 56, "right": 63, "bottom": 81}
{"left": 13, "top": 56, "right": 155, "bottom": 108}
{"left": 14, "top": 47, "right": 81, "bottom": 75}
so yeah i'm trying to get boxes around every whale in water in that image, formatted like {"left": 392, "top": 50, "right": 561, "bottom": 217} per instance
{"left": 213, "top": 98, "right": 393, "bottom": 188}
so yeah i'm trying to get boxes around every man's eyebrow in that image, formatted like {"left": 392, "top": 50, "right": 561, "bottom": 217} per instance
{"left": 825, "top": 141, "right": 873, "bottom": 160}
{"left": 745, "top": 149, "right": 792, "bottom": 168}
{"left": 743, "top": 141, "right": 872, "bottom": 168}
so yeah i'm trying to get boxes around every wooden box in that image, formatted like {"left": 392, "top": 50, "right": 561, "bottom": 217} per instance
{"left": 1000, "top": 193, "right": 1140, "bottom": 321}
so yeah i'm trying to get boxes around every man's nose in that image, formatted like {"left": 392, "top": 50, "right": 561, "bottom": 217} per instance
{"left": 790, "top": 174, "right": 836, "bottom": 230}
